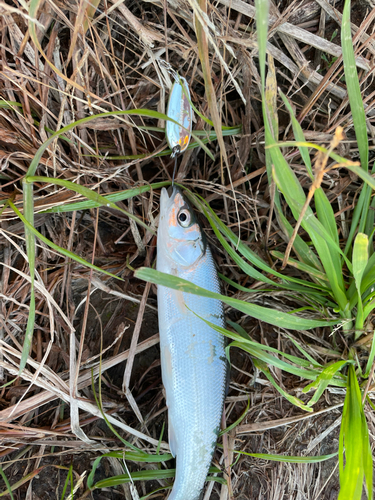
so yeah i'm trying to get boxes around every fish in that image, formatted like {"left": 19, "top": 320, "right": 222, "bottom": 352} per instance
{"left": 157, "top": 186, "right": 228, "bottom": 500}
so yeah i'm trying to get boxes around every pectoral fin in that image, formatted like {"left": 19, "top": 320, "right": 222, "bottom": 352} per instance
{"left": 168, "top": 417, "right": 177, "bottom": 458}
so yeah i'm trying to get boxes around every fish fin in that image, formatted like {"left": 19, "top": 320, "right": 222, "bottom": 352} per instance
{"left": 168, "top": 417, "right": 177, "bottom": 458}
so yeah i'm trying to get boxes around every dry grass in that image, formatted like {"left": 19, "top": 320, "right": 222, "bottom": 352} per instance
{"left": 0, "top": 0, "right": 375, "bottom": 498}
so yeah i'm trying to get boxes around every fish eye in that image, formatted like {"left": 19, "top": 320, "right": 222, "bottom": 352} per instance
{"left": 177, "top": 209, "right": 191, "bottom": 227}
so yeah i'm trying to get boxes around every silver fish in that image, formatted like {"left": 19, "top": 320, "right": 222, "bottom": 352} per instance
{"left": 157, "top": 186, "right": 228, "bottom": 500}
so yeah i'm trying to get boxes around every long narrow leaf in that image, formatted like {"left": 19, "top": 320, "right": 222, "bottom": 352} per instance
{"left": 233, "top": 450, "right": 337, "bottom": 463}
{"left": 255, "top": 0, "right": 269, "bottom": 88}
{"left": 41, "top": 182, "right": 169, "bottom": 214}
{"left": 338, "top": 365, "right": 372, "bottom": 499}
{"left": 93, "top": 467, "right": 225, "bottom": 489}
{"left": 9, "top": 201, "right": 121, "bottom": 281}
{"left": 303, "top": 360, "right": 351, "bottom": 407}
{"left": 341, "top": 0, "right": 369, "bottom": 172}
{"left": 353, "top": 233, "right": 368, "bottom": 332}
{"left": 252, "top": 357, "right": 312, "bottom": 411}
{"left": 26, "top": 176, "right": 152, "bottom": 233}
{"left": 135, "top": 267, "right": 340, "bottom": 330}
{"left": 0, "top": 467, "right": 14, "bottom": 500}
{"left": 279, "top": 91, "right": 313, "bottom": 178}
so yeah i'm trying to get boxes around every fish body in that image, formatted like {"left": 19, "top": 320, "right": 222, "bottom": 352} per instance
{"left": 157, "top": 187, "right": 227, "bottom": 500}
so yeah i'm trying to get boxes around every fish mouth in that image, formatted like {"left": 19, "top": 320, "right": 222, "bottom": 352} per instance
{"left": 167, "top": 185, "right": 180, "bottom": 198}
{"left": 160, "top": 185, "right": 181, "bottom": 210}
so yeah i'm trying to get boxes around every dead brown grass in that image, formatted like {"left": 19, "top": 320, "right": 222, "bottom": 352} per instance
{"left": 1, "top": 0, "right": 375, "bottom": 498}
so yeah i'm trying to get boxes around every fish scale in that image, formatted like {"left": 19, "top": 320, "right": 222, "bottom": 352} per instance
{"left": 157, "top": 187, "right": 228, "bottom": 500}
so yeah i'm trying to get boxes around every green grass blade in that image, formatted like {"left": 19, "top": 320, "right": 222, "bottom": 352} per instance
{"left": 94, "top": 469, "right": 177, "bottom": 488}
{"left": 9, "top": 201, "right": 121, "bottom": 281}
{"left": 363, "top": 298, "right": 375, "bottom": 322}
{"left": 364, "top": 334, "right": 375, "bottom": 378}
{"left": 344, "top": 186, "right": 370, "bottom": 257}
{"left": 204, "top": 212, "right": 322, "bottom": 293}
{"left": 338, "top": 364, "right": 370, "bottom": 499}
{"left": 41, "top": 182, "right": 169, "bottom": 214}
{"left": 219, "top": 274, "right": 273, "bottom": 294}
{"left": 220, "top": 398, "right": 250, "bottom": 436}
{"left": 103, "top": 451, "right": 173, "bottom": 463}
{"left": 26, "top": 176, "right": 152, "bottom": 233}
{"left": 266, "top": 141, "right": 351, "bottom": 166}
{"left": 364, "top": 171, "right": 375, "bottom": 248}
{"left": 303, "top": 360, "right": 351, "bottom": 407}
{"left": 279, "top": 91, "right": 313, "bottom": 178}
{"left": 233, "top": 450, "right": 338, "bottom": 463}
{"left": 358, "top": 184, "right": 372, "bottom": 235}
{"left": 348, "top": 250, "right": 375, "bottom": 307}
{"left": 252, "top": 357, "right": 313, "bottom": 411}
{"left": 60, "top": 463, "right": 73, "bottom": 500}
{"left": 276, "top": 98, "right": 341, "bottom": 290}
{"left": 189, "top": 308, "right": 343, "bottom": 389}
{"left": 353, "top": 233, "right": 368, "bottom": 333}
{"left": 360, "top": 253, "right": 375, "bottom": 296}
{"left": 365, "top": 219, "right": 375, "bottom": 259}
{"left": 255, "top": 0, "right": 269, "bottom": 89}
{"left": 271, "top": 251, "right": 329, "bottom": 282}
{"left": 275, "top": 205, "right": 324, "bottom": 272}
{"left": 228, "top": 338, "right": 345, "bottom": 388}
{"left": 283, "top": 333, "right": 323, "bottom": 367}
{"left": 314, "top": 188, "right": 340, "bottom": 245}
{"left": 355, "top": 163, "right": 375, "bottom": 261}
{"left": 140, "top": 486, "right": 172, "bottom": 500}
{"left": 268, "top": 143, "right": 352, "bottom": 269}
{"left": 362, "top": 407, "right": 374, "bottom": 500}
{"left": 87, "top": 451, "right": 173, "bottom": 490}
{"left": 0, "top": 99, "right": 23, "bottom": 110}
{"left": 85, "top": 126, "right": 242, "bottom": 161}
{"left": 341, "top": 163, "right": 375, "bottom": 191}
{"left": 269, "top": 143, "right": 374, "bottom": 263}
{"left": 135, "top": 267, "right": 340, "bottom": 331}
{"left": 87, "top": 456, "right": 103, "bottom": 490}
{"left": 0, "top": 466, "right": 14, "bottom": 500}
{"left": 270, "top": 147, "right": 349, "bottom": 310}
{"left": 226, "top": 319, "right": 250, "bottom": 340}
{"left": 341, "top": 0, "right": 369, "bottom": 172}
{"left": 198, "top": 321, "right": 320, "bottom": 377}
{"left": 20, "top": 181, "right": 35, "bottom": 373}
{"left": 267, "top": 140, "right": 352, "bottom": 314}
{"left": 93, "top": 467, "right": 225, "bottom": 489}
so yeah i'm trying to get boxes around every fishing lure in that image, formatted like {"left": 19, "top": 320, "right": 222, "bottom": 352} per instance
{"left": 166, "top": 73, "right": 192, "bottom": 158}
{"left": 159, "top": 60, "right": 193, "bottom": 183}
